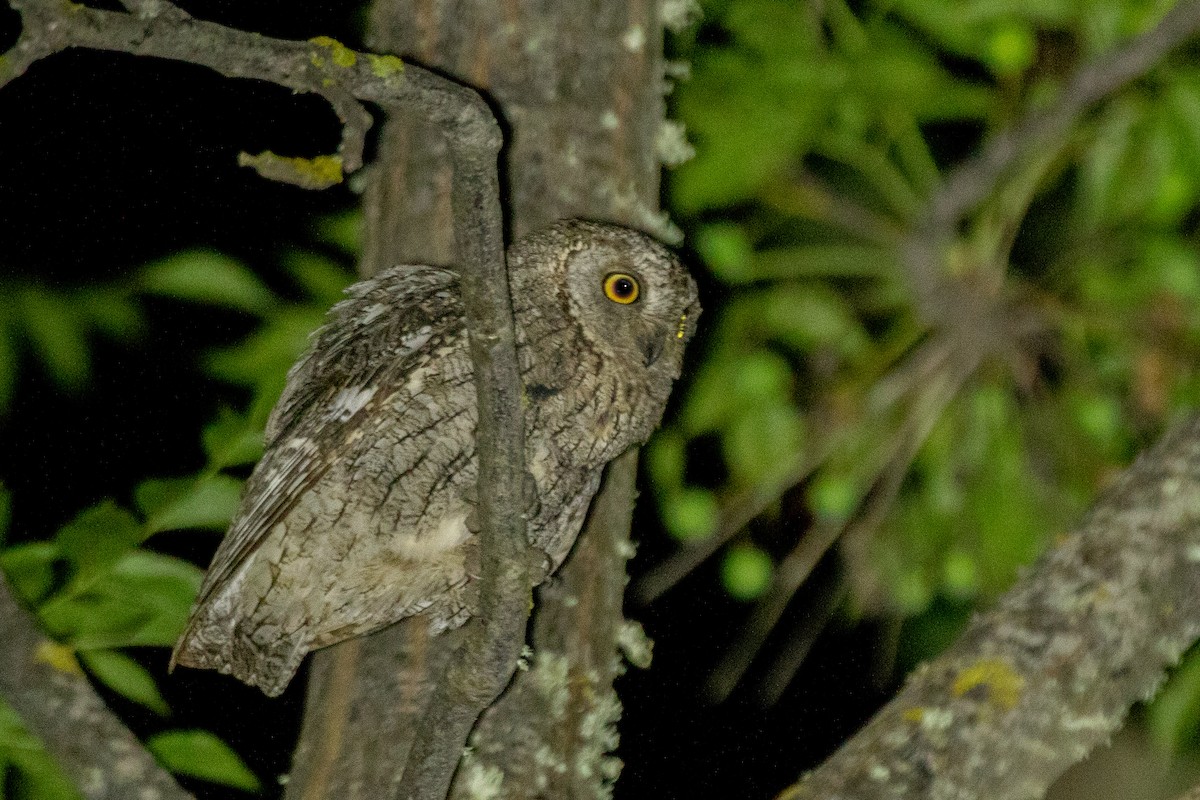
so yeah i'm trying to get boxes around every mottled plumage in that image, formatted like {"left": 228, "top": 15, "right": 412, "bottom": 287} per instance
{"left": 171, "top": 220, "right": 699, "bottom": 696}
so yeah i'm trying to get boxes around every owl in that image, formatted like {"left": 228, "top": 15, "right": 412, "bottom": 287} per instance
{"left": 170, "top": 220, "right": 699, "bottom": 696}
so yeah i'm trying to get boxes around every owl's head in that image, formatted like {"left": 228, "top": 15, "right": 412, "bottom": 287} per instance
{"left": 509, "top": 220, "right": 700, "bottom": 381}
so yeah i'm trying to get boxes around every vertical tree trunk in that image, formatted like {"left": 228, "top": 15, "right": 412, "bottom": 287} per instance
{"left": 285, "top": 2, "right": 668, "bottom": 797}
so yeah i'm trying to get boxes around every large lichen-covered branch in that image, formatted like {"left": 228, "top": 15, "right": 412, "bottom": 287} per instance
{"left": 778, "top": 414, "right": 1200, "bottom": 800}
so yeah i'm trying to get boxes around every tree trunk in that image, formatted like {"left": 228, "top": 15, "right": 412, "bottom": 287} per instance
{"left": 285, "top": 2, "right": 668, "bottom": 797}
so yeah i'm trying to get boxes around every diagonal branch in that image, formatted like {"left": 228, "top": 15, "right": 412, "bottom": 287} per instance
{"left": 777, "top": 414, "right": 1200, "bottom": 800}
{"left": 904, "top": 0, "right": 1200, "bottom": 307}
{"left": 641, "top": 2, "right": 1200, "bottom": 609}
{"left": 0, "top": 572, "right": 193, "bottom": 800}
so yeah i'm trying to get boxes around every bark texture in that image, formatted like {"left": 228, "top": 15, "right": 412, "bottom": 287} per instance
{"left": 779, "top": 414, "right": 1200, "bottom": 800}
{"left": 287, "top": 2, "right": 668, "bottom": 797}
{"left": 0, "top": 574, "right": 192, "bottom": 800}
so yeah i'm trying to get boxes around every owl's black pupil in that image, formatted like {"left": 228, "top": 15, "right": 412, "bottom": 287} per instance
{"left": 613, "top": 278, "right": 633, "bottom": 297}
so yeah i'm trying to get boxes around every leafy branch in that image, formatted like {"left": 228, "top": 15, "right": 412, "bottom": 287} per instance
{"left": 639, "top": 0, "right": 1200, "bottom": 711}
{"left": 0, "top": 571, "right": 193, "bottom": 800}
{"left": 2, "top": 1, "right": 532, "bottom": 797}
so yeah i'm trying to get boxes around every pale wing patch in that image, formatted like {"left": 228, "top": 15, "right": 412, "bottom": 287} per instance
{"left": 359, "top": 302, "right": 389, "bottom": 325}
{"left": 405, "top": 363, "right": 431, "bottom": 396}
{"left": 398, "top": 326, "right": 433, "bottom": 355}
{"left": 395, "top": 509, "right": 470, "bottom": 558}
{"left": 326, "top": 386, "right": 378, "bottom": 422}
{"left": 528, "top": 438, "right": 553, "bottom": 485}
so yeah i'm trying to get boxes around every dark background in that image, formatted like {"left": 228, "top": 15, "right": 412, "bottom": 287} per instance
{"left": 0, "top": 3, "right": 891, "bottom": 798}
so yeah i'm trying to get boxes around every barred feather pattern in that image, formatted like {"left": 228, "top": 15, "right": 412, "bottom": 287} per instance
{"left": 171, "top": 220, "right": 699, "bottom": 696}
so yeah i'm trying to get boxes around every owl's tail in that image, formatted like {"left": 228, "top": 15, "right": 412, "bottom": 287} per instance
{"left": 170, "top": 598, "right": 306, "bottom": 698}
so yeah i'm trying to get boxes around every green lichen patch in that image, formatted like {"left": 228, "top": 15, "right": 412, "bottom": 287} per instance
{"left": 368, "top": 53, "right": 405, "bottom": 78}
{"left": 35, "top": 640, "right": 83, "bottom": 676}
{"left": 952, "top": 658, "right": 1024, "bottom": 711}
{"left": 309, "top": 36, "right": 357, "bottom": 68}
{"left": 237, "top": 151, "right": 344, "bottom": 190}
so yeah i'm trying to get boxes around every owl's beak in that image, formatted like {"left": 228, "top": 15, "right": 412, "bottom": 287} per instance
{"left": 640, "top": 331, "right": 667, "bottom": 367}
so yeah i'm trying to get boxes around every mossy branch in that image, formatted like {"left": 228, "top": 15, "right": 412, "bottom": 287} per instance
{"left": 778, "top": 414, "right": 1200, "bottom": 800}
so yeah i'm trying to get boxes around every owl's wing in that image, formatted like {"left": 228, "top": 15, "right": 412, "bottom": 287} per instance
{"left": 188, "top": 266, "right": 462, "bottom": 611}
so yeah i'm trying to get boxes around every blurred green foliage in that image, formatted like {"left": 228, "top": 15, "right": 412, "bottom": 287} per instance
{"left": 650, "top": 0, "right": 1200, "bottom": 733}
{"left": 0, "top": 211, "right": 356, "bottom": 796}
{"left": 4, "top": 0, "right": 1200, "bottom": 789}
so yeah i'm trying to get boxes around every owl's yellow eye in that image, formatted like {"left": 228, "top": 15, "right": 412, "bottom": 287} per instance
{"left": 603, "top": 273, "right": 640, "bottom": 304}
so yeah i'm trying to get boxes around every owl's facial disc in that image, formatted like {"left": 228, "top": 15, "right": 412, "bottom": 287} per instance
{"left": 562, "top": 230, "right": 699, "bottom": 379}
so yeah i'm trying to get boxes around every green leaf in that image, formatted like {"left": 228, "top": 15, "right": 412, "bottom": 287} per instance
{"left": 680, "top": 356, "right": 741, "bottom": 434}
{"left": 1149, "top": 643, "right": 1200, "bottom": 754}
{"left": 0, "top": 316, "right": 16, "bottom": 414}
{"left": 19, "top": 288, "right": 90, "bottom": 390}
{"left": 0, "top": 483, "right": 9, "bottom": 544}
{"left": 312, "top": 209, "right": 363, "bottom": 255}
{"left": 39, "top": 551, "right": 202, "bottom": 649}
{"left": 79, "top": 650, "right": 170, "bottom": 716}
{"left": 723, "top": 402, "right": 805, "bottom": 486}
{"left": 751, "top": 244, "right": 894, "bottom": 280}
{"left": 0, "top": 700, "right": 80, "bottom": 800}
{"left": 55, "top": 503, "right": 144, "bottom": 590}
{"left": 984, "top": 20, "right": 1036, "bottom": 76}
{"left": 282, "top": 250, "right": 353, "bottom": 307}
{"left": 645, "top": 430, "right": 687, "bottom": 494}
{"left": 662, "top": 488, "right": 719, "bottom": 541}
{"left": 76, "top": 290, "right": 145, "bottom": 341}
{"left": 721, "top": 544, "right": 773, "bottom": 601}
{"left": 940, "top": 549, "right": 980, "bottom": 598}
{"left": 732, "top": 350, "right": 792, "bottom": 401}
{"left": 0, "top": 542, "right": 59, "bottom": 606}
{"left": 137, "top": 475, "right": 243, "bottom": 534}
{"left": 147, "top": 730, "right": 261, "bottom": 792}
{"left": 202, "top": 410, "right": 265, "bottom": 471}
{"left": 1071, "top": 393, "right": 1123, "bottom": 448}
{"left": 204, "top": 307, "right": 327, "bottom": 389}
{"left": 807, "top": 472, "right": 859, "bottom": 522}
{"left": 758, "top": 286, "right": 871, "bottom": 359}
{"left": 695, "top": 224, "right": 754, "bottom": 282}
{"left": 139, "top": 251, "right": 275, "bottom": 314}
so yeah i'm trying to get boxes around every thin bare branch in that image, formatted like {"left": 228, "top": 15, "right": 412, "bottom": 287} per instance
{"left": 758, "top": 578, "right": 849, "bottom": 706}
{"left": 632, "top": 421, "right": 838, "bottom": 606}
{"left": 905, "top": 0, "right": 1200, "bottom": 305}
{"left": 708, "top": 362, "right": 968, "bottom": 700}
{"left": 2, "top": 0, "right": 501, "bottom": 187}
{"left": 761, "top": 173, "right": 905, "bottom": 248}
{"left": 634, "top": 335, "right": 957, "bottom": 606}
{"left": 777, "top": 414, "right": 1200, "bottom": 800}
{"left": 0, "top": 573, "right": 193, "bottom": 800}
{"left": 394, "top": 137, "right": 533, "bottom": 800}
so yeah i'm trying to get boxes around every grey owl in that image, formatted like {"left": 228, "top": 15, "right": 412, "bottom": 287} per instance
{"left": 171, "top": 220, "right": 699, "bottom": 696}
